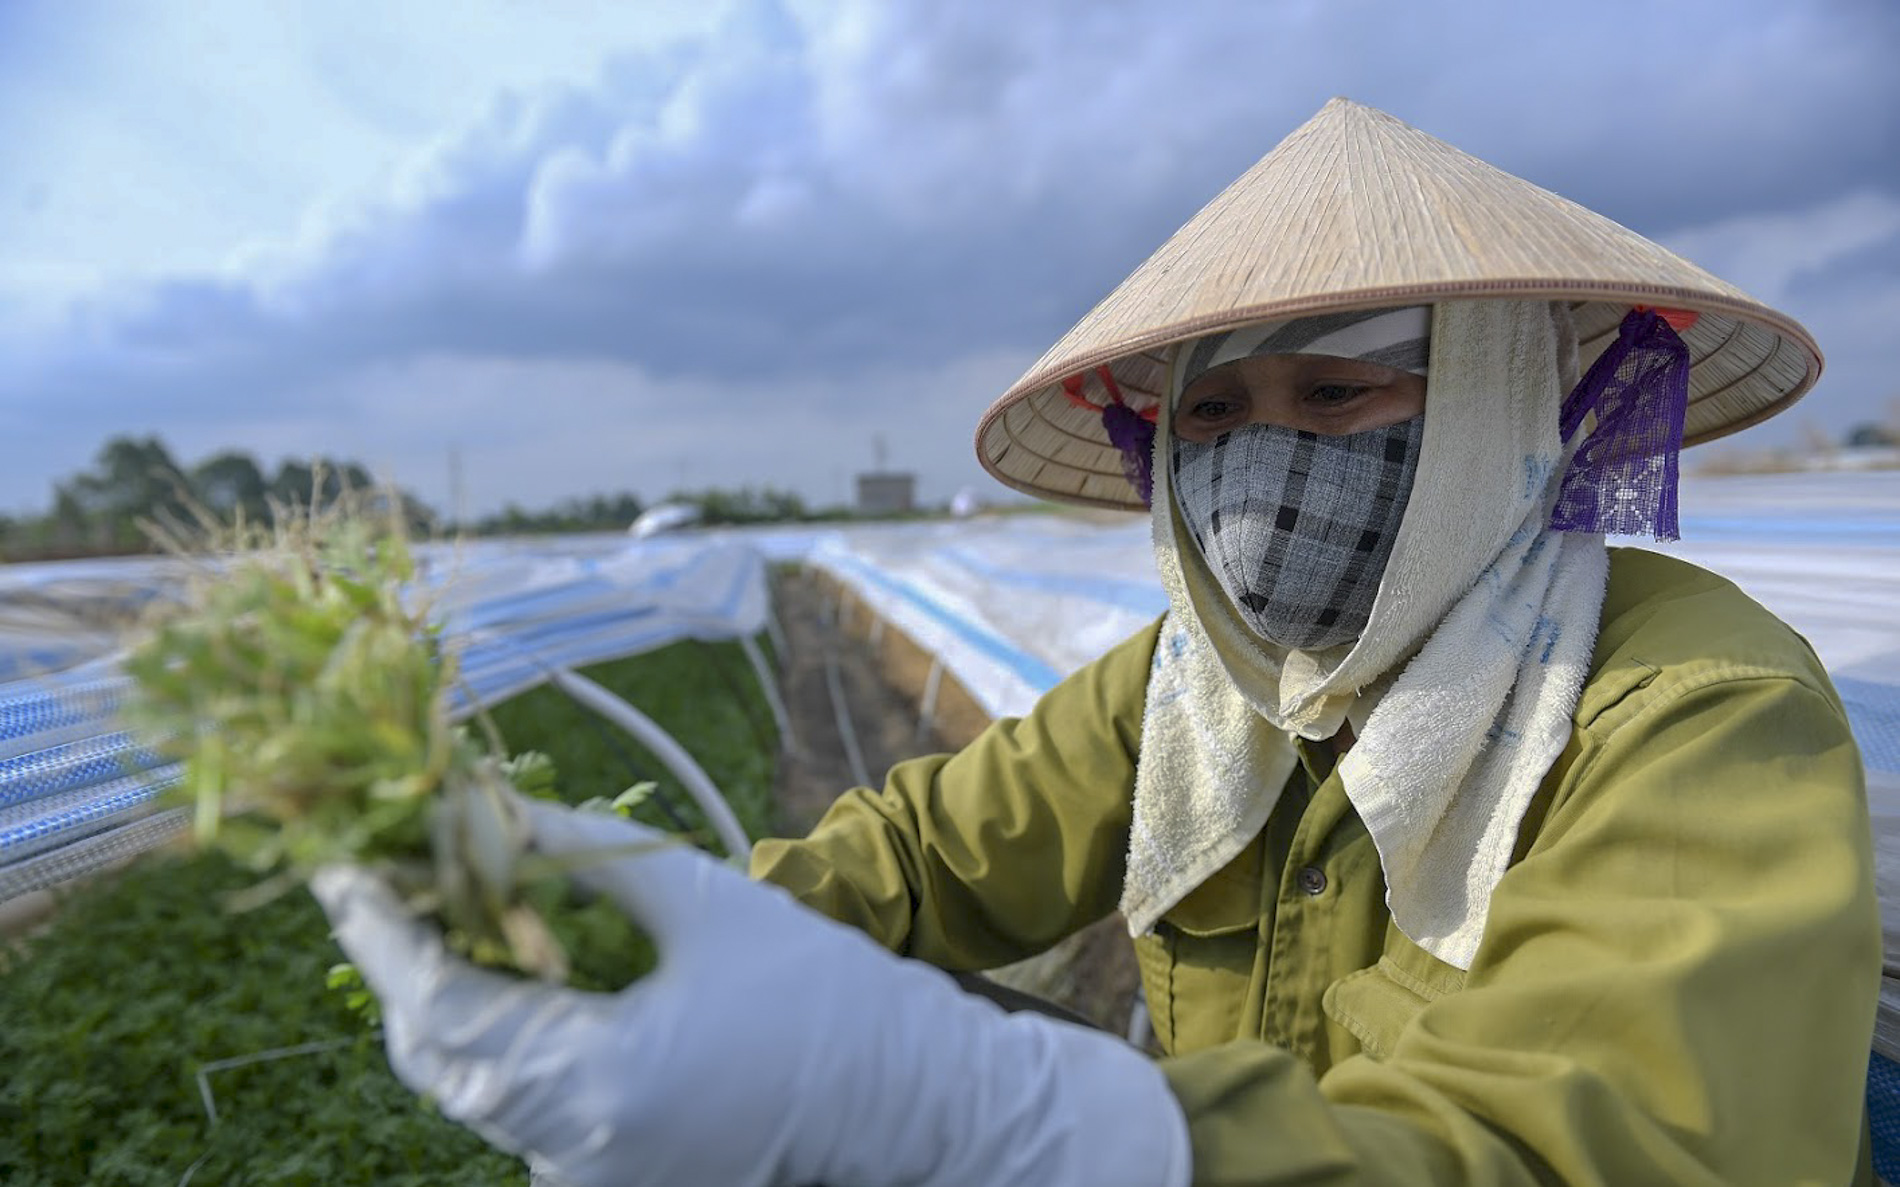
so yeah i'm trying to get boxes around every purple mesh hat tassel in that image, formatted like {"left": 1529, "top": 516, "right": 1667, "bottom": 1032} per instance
{"left": 1551, "top": 308, "right": 1691, "bottom": 540}
{"left": 1102, "top": 400, "right": 1157, "bottom": 505}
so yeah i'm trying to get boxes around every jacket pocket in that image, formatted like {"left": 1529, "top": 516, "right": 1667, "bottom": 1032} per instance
{"left": 1321, "top": 921, "right": 1467, "bottom": 1062}
{"left": 1133, "top": 849, "right": 1266, "bottom": 1056}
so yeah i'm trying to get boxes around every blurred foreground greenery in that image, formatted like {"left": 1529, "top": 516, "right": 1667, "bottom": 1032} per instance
{"left": 0, "top": 637, "right": 778, "bottom": 1186}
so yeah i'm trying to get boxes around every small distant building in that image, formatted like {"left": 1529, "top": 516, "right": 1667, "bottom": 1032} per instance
{"left": 855, "top": 472, "right": 916, "bottom": 516}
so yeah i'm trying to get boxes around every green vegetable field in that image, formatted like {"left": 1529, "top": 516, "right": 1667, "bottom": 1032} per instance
{"left": 0, "top": 637, "right": 779, "bottom": 1186}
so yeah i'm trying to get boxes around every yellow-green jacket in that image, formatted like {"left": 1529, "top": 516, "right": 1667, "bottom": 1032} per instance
{"left": 752, "top": 549, "right": 1880, "bottom": 1185}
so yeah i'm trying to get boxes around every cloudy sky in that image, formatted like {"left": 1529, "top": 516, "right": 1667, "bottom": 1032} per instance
{"left": 3, "top": 0, "right": 1896, "bottom": 520}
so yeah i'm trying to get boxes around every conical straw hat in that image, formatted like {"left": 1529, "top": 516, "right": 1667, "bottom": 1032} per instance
{"left": 976, "top": 97, "right": 1824, "bottom": 510}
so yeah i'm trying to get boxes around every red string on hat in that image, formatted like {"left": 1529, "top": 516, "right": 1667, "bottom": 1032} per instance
{"left": 1633, "top": 306, "right": 1700, "bottom": 332}
{"left": 1062, "top": 366, "right": 1158, "bottom": 423}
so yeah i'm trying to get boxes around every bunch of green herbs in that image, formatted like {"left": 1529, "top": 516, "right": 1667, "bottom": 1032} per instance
{"left": 124, "top": 501, "right": 617, "bottom": 982}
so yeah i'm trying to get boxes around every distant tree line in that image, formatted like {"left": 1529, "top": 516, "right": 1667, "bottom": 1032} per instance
{"left": 468, "top": 485, "right": 856, "bottom": 536}
{"left": 468, "top": 492, "right": 649, "bottom": 537}
{"left": 2, "top": 437, "right": 865, "bottom": 562}
{"left": 0, "top": 436, "right": 436, "bottom": 562}
{"left": 1846, "top": 422, "right": 1899, "bottom": 449}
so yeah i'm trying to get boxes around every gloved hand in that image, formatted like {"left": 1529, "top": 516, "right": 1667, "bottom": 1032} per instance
{"left": 312, "top": 798, "right": 1191, "bottom": 1187}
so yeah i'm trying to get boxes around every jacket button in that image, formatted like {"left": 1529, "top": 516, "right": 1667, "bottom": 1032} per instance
{"left": 1297, "top": 866, "right": 1328, "bottom": 896}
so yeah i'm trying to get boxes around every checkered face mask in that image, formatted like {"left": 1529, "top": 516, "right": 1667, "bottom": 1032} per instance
{"left": 1172, "top": 415, "right": 1424, "bottom": 650}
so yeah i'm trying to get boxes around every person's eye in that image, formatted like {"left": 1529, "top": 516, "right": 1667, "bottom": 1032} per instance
{"left": 1307, "top": 383, "right": 1370, "bottom": 407}
{"left": 1183, "top": 395, "right": 1244, "bottom": 425}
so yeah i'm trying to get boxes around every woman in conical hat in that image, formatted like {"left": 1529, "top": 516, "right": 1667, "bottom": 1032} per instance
{"left": 313, "top": 101, "right": 1878, "bottom": 1185}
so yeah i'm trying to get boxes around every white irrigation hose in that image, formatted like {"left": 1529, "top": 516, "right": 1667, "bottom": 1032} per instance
{"left": 763, "top": 600, "right": 789, "bottom": 668}
{"left": 916, "top": 657, "right": 944, "bottom": 748}
{"left": 822, "top": 651, "right": 874, "bottom": 791}
{"left": 547, "top": 667, "right": 752, "bottom": 861}
{"left": 179, "top": 1035, "right": 381, "bottom": 1186}
{"left": 739, "top": 634, "right": 795, "bottom": 754}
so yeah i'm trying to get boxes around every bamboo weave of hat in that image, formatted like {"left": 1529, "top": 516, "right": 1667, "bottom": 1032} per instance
{"left": 977, "top": 98, "right": 1821, "bottom": 510}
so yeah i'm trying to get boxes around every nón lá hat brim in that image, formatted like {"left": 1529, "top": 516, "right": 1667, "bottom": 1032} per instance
{"left": 975, "top": 97, "right": 1823, "bottom": 511}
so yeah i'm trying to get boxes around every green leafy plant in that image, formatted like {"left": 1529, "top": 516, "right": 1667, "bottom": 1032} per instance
{"left": 324, "top": 961, "right": 381, "bottom": 1027}
{"left": 0, "top": 847, "right": 530, "bottom": 1185}
{"left": 120, "top": 495, "right": 641, "bottom": 984}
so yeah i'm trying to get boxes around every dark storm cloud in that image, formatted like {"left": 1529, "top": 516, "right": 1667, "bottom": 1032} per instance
{"left": 8, "top": 0, "right": 1898, "bottom": 443}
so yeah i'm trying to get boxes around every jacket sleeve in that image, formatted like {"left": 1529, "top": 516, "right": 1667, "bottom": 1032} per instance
{"left": 1160, "top": 668, "right": 1880, "bottom": 1186}
{"left": 748, "top": 619, "right": 1159, "bottom": 971}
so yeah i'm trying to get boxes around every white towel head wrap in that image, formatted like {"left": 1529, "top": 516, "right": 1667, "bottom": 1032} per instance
{"left": 1177, "top": 305, "right": 1432, "bottom": 392}
{"left": 1123, "top": 299, "right": 1611, "bottom": 969}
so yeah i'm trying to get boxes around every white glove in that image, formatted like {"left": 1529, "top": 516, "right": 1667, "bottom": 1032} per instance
{"left": 312, "top": 798, "right": 1191, "bottom": 1187}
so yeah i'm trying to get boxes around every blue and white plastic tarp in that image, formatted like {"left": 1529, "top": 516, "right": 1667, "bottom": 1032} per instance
{"left": 427, "top": 534, "right": 773, "bottom": 713}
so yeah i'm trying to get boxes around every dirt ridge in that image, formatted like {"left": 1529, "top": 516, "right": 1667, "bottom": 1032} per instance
{"left": 766, "top": 566, "right": 1142, "bottom": 1036}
